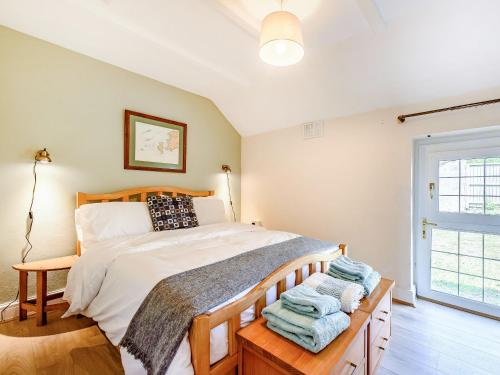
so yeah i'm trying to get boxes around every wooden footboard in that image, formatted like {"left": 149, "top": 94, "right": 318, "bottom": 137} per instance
{"left": 189, "top": 244, "right": 347, "bottom": 375}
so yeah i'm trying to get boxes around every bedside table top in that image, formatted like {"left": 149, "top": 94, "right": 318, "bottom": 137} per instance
{"left": 12, "top": 255, "right": 78, "bottom": 272}
{"left": 237, "top": 309, "right": 370, "bottom": 375}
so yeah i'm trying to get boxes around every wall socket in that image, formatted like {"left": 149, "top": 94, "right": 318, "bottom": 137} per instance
{"left": 303, "top": 121, "right": 324, "bottom": 139}
{"left": 251, "top": 220, "right": 263, "bottom": 227}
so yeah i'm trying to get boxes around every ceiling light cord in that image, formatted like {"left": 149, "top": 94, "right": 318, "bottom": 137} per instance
{"left": 0, "top": 160, "right": 38, "bottom": 322}
{"left": 225, "top": 171, "right": 237, "bottom": 222}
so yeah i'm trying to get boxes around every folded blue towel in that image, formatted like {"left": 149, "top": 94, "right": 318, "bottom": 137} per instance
{"left": 302, "top": 272, "right": 365, "bottom": 313}
{"left": 327, "top": 268, "right": 360, "bottom": 282}
{"left": 362, "top": 271, "right": 381, "bottom": 296}
{"left": 328, "top": 269, "right": 381, "bottom": 296}
{"left": 280, "top": 284, "right": 341, "bottom": 318}
{"left": 329, "top": 255, "right": 373, "bottom": 281}
{"left": 262, "top": 300, "right": 350, "bottom": 353}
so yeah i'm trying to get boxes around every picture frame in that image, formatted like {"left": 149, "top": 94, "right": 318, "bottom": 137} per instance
{"left": 124, "top": 110, "right": 187, "bottom": 173}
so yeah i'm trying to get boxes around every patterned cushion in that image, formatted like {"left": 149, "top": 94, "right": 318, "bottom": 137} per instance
{"left": 146, "top": 195, "right": 199, "bottom": 231}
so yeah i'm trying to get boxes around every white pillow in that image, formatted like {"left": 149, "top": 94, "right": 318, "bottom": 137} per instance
{"left": 192, "top": 197, "right": 227, "bottom": 226}
{"left": 75, "top": 202, "right": 153, "bottom": 244}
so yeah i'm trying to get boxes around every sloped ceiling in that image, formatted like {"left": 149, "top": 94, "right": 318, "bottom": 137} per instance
{"left": 1, "top": 0, "right": 500, "bottom": 135}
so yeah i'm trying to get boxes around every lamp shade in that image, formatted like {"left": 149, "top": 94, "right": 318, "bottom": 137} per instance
{"left": 35, "top": 148, "right": 52, "bottom": 163}
{"left": 259, "top": 11, "right": 304, "bottom": 67}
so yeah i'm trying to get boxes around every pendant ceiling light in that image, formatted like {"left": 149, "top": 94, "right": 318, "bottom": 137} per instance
{"left": 259, "top": 3, "right": 304, "bottom": 67}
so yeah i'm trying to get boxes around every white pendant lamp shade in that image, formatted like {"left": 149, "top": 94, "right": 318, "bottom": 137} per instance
{"left": 259, "top": 11, "right": 304, "bottom": 67}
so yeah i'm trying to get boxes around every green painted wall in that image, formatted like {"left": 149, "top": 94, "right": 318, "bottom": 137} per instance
{"left": 0, "top": 26, "right": 241, "bottom": 305}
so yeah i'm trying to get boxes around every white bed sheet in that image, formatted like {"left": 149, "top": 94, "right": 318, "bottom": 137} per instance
{"left": 63, "top": 223, "right": 325, "bottom": 375}
{"left": 119, "top": 267, "right": 314, "bottom": 375}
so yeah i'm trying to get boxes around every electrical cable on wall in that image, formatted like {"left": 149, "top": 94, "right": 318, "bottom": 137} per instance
{"left": 222, "top": 164, "right": 237, "bottom": 222}
{"left": 0, "top": 149, "right": 51, "bottom": 321}
{"left": 226, "top": 171, "right": 237, "bottom": 222}
{"left": 22, "top": 160, "right": 37, "bottom": 262}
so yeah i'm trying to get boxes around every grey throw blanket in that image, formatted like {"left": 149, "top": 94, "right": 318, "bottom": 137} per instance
{"left": 120, "top": 236, "right": 337, "bottom": 375}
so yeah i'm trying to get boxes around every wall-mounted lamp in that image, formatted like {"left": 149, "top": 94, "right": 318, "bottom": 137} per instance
{"left": 24, "top": 148, "right": 53, "bottom": 262}
{"left": 35, "top": 148, "right": 52, "bottom": 163}
{"left": 221, "top": 164, "right": 231, "bottom": 174}
{"left": 0, "top": 147, "right": 54, "bottom": 321}
{"left": 221, "top": 164, "right": 236, "bottom": 222}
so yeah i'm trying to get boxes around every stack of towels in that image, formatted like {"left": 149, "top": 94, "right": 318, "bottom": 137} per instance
{"left": 262, "top": 284, "right": 350, "bottom": 353}
{"left": 261, "top": 255, "right": 380, "bottom": 353}
{"left": 327, "top": 255, "right": 381, "bottom": 296}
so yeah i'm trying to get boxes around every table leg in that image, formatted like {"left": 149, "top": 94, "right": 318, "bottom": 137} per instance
{"left": 19, "top": 271, "right": 28, "bottom": 321}
{"left": 36, "top": 271, "right": 47, "bottom": 326}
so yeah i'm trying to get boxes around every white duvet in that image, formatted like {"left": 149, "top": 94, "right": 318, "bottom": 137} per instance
{"left": 63, "top": 223, "right": 310, "bottom": 375}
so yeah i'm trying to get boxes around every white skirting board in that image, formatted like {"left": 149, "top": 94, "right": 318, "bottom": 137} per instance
{"left": 0, "top": 288, "right": 65, "bottom": 322}
{"left": 392, "top": 284, "right": 417, "bottom": 306}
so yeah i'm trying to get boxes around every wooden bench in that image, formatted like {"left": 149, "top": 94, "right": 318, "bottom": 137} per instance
{"left": 236, "top": 278, "right": 394, "bottom": 375}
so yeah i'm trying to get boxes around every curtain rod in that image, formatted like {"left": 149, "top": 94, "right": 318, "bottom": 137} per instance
{"left": 397, "top": 98, "right": 500, "bottom": 123}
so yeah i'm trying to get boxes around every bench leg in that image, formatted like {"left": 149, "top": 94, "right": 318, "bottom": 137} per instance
{"left": 19, "top": 271, "right": 28, "bottom": 321}
{"left": 36, "top": 271, "right": 47, "bottom": 326}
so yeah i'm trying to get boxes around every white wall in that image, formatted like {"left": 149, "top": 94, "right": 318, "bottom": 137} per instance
{"left": 242, "top": 89, "right": 500, "bottom": 303}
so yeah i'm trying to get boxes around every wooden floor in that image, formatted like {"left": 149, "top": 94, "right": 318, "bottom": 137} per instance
{"left": 378, "top": 299, "right": 500, "bottom": 375}
{"left": 0, "top": 300, "right": 498, "bottom": 375}
{"left": 0, "top": 310, "right": 123, "bottom": 374}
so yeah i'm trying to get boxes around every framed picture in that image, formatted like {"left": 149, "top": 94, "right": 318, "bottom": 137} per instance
{"left": 124, "top": 110, "right": 187, "bottom": 173}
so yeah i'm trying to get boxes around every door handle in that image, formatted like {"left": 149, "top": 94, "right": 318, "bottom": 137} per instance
{"left": 422, "top": 218, "right": 437, "bottom": 239}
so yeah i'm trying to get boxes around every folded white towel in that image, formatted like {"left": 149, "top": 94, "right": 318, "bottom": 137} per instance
{"left": 302, "top": 272, "right": 365, "bottom": 313}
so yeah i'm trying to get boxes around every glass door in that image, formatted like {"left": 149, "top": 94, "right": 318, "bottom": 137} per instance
{"left": 415, "top": 137, "right": 500, "bottom": 317}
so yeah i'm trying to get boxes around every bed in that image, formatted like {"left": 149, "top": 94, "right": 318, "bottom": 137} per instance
{"left": 63, "top": 186, "right": 345, "bottom": 375}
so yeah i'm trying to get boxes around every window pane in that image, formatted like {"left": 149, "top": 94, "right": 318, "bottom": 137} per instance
{"left": 439, "top": 178, "right": 459, "bottom": 195}
{"left": 460, "top": 177, "right": 484, "bottom": 196}
{"left": 486, "top": 196, "right": 500, "bottom": 215}
{"left": 439, "top": 160, "right": 459, "bottom": 177}
{"left": 459, "top": 232, "right": 483, "bottom": 257}
{"left": 485, "top": 260, "right": 500, "bottom": 280}
{"left": 486, "top": 158, "right": 500, "bottom": 176}
{"left": 460, "top": 196, "right": 484, "bottom": 214}
{"left": 432, "top": 251, "right": 458, "bottom": 272}
{"left": 432, "top": 229, "right": 458, "bottom": 253}
{"left": 439, "top": 157, "right": 500, "bottom": 215}
{"left": 459, "top": 255, "right": 483, "bottom": 277}
{"left": 439, "top": 196, "right": 459, "bottom": 213}
{"left": 459, "top": 274, "right": 483, "bottom": 302}
{"left": 431, "top": 268, "right": 458, "bottom": 295}
{"left": 485, "top": 234, "right": 500, "bottom": 260}
{"left": 430, "top": 228, "right": 500, "bottom": 305}
{"left": 484, "top": 279, "right": 500, "bottom": 306}
{"left": 461, "top": 159, "right": 484, "bottom": 177}
{"left": 485, "top": 177, "right": 500, "bottom": 196}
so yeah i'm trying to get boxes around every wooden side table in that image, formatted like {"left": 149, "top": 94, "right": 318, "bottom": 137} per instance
{"left": 12, "top": 255, "right": 78, "bottom": 326}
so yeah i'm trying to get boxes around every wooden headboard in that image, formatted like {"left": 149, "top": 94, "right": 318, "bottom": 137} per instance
{"left": 75, "top": 186, "right": 214, "bottom": 255}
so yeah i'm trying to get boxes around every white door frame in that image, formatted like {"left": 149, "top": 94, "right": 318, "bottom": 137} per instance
{"left": 413, "top": 128, "right": 500, "bottom": 317}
